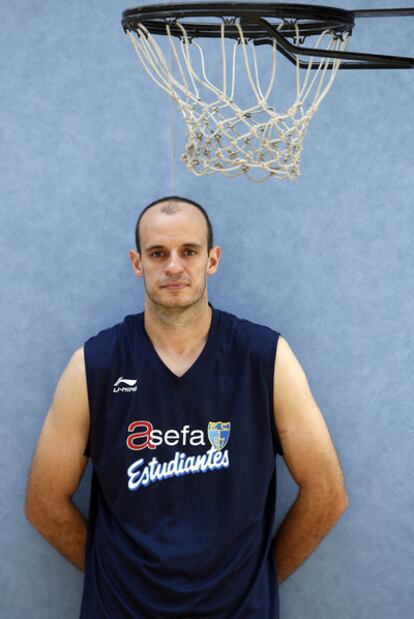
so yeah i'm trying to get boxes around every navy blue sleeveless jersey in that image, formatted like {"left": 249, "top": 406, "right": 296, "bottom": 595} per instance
{"left": 79, "top": 302, "right": 284, "bottom": 619}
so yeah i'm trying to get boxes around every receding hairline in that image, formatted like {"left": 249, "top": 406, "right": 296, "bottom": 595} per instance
{"left": 135, "top": 195, "right": 213, "bottom": 255}
{"left": 141, "top": 198, "right": 201, "bottom": 220}
{"left": 138, "top": 199, "right": 209, "bottom": 246}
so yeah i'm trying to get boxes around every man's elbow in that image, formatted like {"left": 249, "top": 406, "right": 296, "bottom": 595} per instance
{"left": 24, "top": 495, "right": 44, "bottom": 527}
{"left": 24, "top": 490, "right": 35, "bottom": 522}
{"left": 328, "top": 488, "right": 350, "bottom": 520}
{"left": 301, "top": 479, "right": 350, "bottom": 521}
{"left": 338, "top": 490, "right": 350, "bottom": 513}
{"left": 24, "top": 492, "right": 68, "bottom": 528}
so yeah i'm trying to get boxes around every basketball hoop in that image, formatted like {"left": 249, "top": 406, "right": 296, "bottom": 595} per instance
{"left": 122, "top": 3, "right": 414, "bottom": 181}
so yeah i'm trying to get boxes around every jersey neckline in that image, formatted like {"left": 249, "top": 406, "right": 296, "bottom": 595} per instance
{"left": 138, "top": 301, "right": 219, "bottom": 384}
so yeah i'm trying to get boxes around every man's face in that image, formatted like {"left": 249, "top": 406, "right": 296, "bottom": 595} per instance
{"left": 130, "top": 203, "right": 220, "bottom": 310}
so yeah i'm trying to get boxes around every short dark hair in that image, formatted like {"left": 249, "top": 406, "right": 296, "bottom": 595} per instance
{"left": 135, "top": 195, "right": 213, "bottom": 255}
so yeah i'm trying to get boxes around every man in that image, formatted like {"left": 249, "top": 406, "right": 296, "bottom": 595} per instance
{"left": 25, "top": 195, "right": 349, "bottom": 618}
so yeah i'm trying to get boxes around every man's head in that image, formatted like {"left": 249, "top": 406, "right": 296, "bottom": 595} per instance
{"left": 129, "top": 196, "right": 220, "bottom": 310}
{"left": 135, "top": 196, "right": 213, "bottom": 255}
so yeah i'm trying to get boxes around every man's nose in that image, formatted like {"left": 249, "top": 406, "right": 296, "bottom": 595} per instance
{"left": 165, "top": 251, "right": 184, "bottom": 273}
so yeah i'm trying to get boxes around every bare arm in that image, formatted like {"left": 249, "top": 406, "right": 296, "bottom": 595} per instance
{"left": 273, "top": 336, "right": 349, "bottom": 585}
{"left": 24, "top": 346, "right": 90, "bottom": 572}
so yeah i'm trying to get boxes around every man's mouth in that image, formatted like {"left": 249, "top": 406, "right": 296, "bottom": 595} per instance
{"left": 162, "top": 283, "right": 188, "bottom": 289}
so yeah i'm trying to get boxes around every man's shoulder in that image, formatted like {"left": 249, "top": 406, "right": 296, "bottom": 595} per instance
{"left": 83, "top": 312, "right": 141, "bottom": 356}
{"left": 88, "top": 312, "right": 140, "bottom": 336}
{"left": 218, "top": 305, "right": 280, "bottom": 337}
{"left": 217, "top": 305, "right": 281, "bottom": 356}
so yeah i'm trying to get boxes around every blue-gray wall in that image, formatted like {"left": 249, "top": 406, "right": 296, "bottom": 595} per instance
{"left": 2, "top": 1, "right": 413, "bottom": 617}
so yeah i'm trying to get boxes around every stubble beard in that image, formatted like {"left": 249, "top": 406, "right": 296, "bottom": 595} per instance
{"left": 143, "top": 272, "right": 208, "bottom": 315}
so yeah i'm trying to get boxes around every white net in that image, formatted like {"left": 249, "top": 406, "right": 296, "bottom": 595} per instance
{"left": 126, "top": 20, "right": 350, "bottom": 181}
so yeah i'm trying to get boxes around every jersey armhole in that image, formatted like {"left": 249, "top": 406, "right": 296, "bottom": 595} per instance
{"left": 82, "top": 338, "right": 93, "bottom": 459}
{"left": 271, "top": 332, "right": 284, "bottom": 458}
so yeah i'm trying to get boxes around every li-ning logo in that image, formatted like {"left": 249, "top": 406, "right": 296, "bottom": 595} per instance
{"left": 113, "top": 377, "right": 138, "bottom": 393}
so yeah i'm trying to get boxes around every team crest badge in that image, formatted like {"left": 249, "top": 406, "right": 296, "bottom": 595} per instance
{"left": 208, "top": 421, "right": 231, "bottom": 450}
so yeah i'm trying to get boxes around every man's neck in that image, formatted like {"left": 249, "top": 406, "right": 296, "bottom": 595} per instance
{"left": 143, "top": 299, "right": 212, "bottom": 357}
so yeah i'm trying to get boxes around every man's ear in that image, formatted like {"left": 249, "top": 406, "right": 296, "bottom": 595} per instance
{"left": 207, "top": 246, "right": 221, "bottom": 275}
{"left": 129, "top": 249, "right": 143, "bottom": 278}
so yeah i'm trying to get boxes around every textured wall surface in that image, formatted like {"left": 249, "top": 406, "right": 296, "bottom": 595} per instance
{"left": 1, "top": 1, "right": 413, "bottom": 617}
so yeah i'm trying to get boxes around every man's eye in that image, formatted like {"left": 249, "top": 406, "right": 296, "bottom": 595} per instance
{"left": 150, "top": 250, "right": 196, "bottom": 257}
